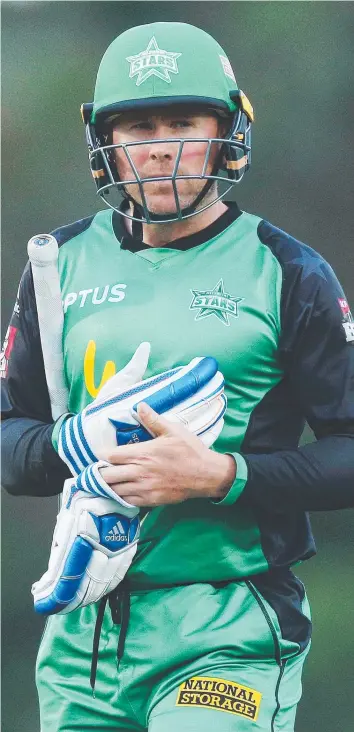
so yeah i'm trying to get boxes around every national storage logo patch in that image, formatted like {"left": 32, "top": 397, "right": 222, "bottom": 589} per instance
{"left": 176, "top": 675, "right": 262, "bottom": 721}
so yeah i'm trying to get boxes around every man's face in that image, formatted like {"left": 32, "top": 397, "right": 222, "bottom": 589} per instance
{"left": 111, "top": 107, "right": 224, "bottom": 215}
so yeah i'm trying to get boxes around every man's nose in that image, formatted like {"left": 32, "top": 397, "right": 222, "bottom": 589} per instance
{"left": 148, "top": 143, "right": 175, "bottom": 162}
{"left": 148, "top": 131, "right": 179, "bottom": 162}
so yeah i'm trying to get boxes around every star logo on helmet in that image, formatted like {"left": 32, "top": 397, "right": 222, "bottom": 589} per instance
{"left": 126, "top": 37, "right": 181, "bottom": 86}
{"left": 190, "top": 279, "right": 244, "bottom": 326}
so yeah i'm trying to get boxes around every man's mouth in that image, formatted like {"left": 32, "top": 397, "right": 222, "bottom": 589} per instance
{"left": 141, "top": 172, "right": 178, "bottom": 180}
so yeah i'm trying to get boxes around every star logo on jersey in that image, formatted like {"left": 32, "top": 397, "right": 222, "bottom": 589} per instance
{"left": 126, "top": 36, "right": 181, "bottom": 86}
{"left": 190, "top": 279, "right": 244, "bottom": 326}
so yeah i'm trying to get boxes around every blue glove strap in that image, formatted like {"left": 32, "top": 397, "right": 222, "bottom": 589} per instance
{"left": 52, "top": 413, "right": 72, "bottom": 453}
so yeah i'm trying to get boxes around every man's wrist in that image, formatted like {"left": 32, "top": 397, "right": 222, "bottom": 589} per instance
{"left": 207, "top": 452, "right": 237, "bottom": 500}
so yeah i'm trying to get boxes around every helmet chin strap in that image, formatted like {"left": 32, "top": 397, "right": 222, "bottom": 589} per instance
{"left": 126, "top": 150, "right": 223, "bottom": 241}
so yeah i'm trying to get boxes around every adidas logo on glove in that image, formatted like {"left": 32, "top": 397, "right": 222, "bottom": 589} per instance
{"left": 105, "top": 521, "right": 128, "bottom": 542}
{"left": 99, "top": 512, "right": 135, "bottom": 550}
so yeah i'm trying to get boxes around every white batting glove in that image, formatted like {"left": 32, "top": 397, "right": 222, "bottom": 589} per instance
{"left": 32, "top": 468, "right": 139, "bottom": 615}
{"left": 57, "top": 342, "right": 226, "bottom": 477}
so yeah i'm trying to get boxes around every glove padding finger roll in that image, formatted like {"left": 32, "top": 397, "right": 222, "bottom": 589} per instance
{"left": 32, "top": 475, "right": 139, "bottom": 615}
{"left": 150, "top": 381, "right": 226, "bottom": 449}
{"left": 58, "top": 342, "right": 226, "bottom": 476}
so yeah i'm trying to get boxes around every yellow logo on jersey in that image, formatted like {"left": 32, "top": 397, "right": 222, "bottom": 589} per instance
{"left": 176, "top": 676, "right": 262, "bottom": 721}
{"left": 84, "top": 340, "right": 116, "bottom": 398}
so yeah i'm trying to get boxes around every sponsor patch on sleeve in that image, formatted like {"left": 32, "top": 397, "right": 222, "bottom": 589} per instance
{"left": 13, "top": 284, "right": 21, "bottom": 317}
{"left": 0, "top": 325, "right": 18, "bottom": 378}
{"left": 338, "top": 298, "right": 354, "bottom": 342}
{"left": 176, "top": 675, "right": 262, "bottom": 721}
{"left": 338, "top": 298, "right": 351, "bottom": 318}
{"left": 343, "top": 322, "right": 354, "bottom": 342}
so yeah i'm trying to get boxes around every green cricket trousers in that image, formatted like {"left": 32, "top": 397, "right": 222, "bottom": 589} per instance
{"left": 36, "top": 579, "right": 310, "bottom": 731}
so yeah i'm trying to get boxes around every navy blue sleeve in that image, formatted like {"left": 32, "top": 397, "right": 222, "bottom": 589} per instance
{"left": 1, "top": 263, "right": 70, "bottom": 496}
{"left": 240, "top": 222, "right": 354, "bottom": 511}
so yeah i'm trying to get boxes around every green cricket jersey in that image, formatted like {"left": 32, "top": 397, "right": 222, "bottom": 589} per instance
{"left": 58, "top": 205, "right": 282, "bottom": 585}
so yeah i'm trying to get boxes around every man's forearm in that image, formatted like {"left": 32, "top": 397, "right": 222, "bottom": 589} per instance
{"left": 241, "top": 435, "right": 354, "bottom": 511}
{"left": 1, "top": 417, "right": 70, "bottom": 496}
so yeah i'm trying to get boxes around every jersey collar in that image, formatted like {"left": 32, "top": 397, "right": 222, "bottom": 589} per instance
{"left": 113, "top": 202, "right": 242, "bottom": 253}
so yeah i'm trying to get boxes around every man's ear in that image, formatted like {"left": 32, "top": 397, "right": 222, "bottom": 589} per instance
{"left": 218, "top": 115, "right": 231, "bottom": 137}
{"left": 218, "top": 117, "right": 231, "bottom": 138}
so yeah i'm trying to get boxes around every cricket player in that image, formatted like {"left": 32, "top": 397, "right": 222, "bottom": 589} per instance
{"left": 2, "top": 22, "right": 354, "bottom": 732}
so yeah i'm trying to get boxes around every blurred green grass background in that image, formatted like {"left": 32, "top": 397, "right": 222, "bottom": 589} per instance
{"left": 2, "top": 3, "right": 353, "bottom": 731}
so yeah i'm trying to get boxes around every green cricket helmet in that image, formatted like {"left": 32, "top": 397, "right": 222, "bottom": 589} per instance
{"left": 81, "top": 22, "right": 254, "bottom": 224}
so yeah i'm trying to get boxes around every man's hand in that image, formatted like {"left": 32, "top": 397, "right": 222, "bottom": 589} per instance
{"left": 100, "top": 402, "right": 236, "bottom": 506}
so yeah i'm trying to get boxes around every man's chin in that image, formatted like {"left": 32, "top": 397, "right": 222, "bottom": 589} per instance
{"left": 142, "top": 193, "right": 195, "bottom": 217}
{"left": 124, "top": 183, "right": 204, "bottom": 218}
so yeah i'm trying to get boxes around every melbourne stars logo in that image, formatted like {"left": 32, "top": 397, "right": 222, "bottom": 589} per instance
{"left": 190, "top": 279, "right": 244, "bottom": 326}
{"left": 126, "top": 37, "right": 181, "bottom": 86}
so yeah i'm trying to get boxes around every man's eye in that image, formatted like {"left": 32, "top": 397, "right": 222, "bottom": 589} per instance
{"left": 130, "top": 122, "right": 152, "bottom": 130}
{"left": 173, "top": 120, "right": 192, "bottom": 128}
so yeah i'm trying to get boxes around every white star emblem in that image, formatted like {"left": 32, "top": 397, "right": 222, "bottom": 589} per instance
{"left": 126, "top": 36, "right": 181, "bottom": 87}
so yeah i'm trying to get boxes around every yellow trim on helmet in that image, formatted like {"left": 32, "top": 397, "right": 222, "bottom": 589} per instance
{"left": 226, "top": 155, "right": 248, "bottom": 170}
{"left": 239, "top": 91, "right": 254, "bottom": 122}
{"left": 92, "top": 169, "right": 105, "bottom": 179}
